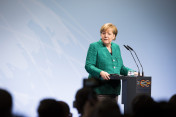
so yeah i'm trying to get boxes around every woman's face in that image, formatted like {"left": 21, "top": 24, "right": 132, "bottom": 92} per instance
{"left": 101, "top": 28, "right": 115, "bottom": 46}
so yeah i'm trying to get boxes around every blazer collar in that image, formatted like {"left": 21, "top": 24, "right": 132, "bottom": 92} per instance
{"left": 98, "top": 39, "right": 115, "bottom": 56}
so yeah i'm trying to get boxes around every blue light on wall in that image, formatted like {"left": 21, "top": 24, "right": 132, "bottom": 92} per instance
{"left": 0, "top": 0, "right": 176, "bottom": 116}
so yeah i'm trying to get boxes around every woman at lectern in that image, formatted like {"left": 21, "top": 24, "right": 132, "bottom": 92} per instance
{"left": 85, "top": 23, "right": 135, "bottom": 102}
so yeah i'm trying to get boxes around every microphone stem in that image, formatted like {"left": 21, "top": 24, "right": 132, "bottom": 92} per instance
{"left": 128, "top": 50, "right": 140, "bottom": 76}
{"left": 133, "top": 50, "right": 144, "bottom": 77}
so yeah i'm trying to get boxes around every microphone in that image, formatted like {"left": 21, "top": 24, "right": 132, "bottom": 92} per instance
{"left": 127, "top": 45, "right": 144, "bottom": 76}
{"left": 123, "top": 45, "right": 140, "bottom": 76}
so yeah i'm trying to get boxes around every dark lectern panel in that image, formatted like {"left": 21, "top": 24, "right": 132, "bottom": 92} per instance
{"left": 110, "top": 74, "right": 152, "bottom": 115}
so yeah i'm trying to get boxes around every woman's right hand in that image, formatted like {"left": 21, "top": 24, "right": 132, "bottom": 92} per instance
{"left": 100, "top": 71, "right": 110, "bottom": 80}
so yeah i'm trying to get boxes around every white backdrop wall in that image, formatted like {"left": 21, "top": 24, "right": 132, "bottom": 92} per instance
{"left": 0, "top": 0, "right": 176, "bottom": 116}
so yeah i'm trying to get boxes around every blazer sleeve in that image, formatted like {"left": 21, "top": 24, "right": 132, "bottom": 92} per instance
{"left": 85, "top": 43, "right": 102, "bottom": 78}
{"left": 120, "top": 65, "right": 132, "bottom": 76}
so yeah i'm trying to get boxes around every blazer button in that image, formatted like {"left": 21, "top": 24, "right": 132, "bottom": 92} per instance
{"left": 113, "top": 59, "right": 115, "bottom": 62}
{"left": 114, "top": 66, "right": 116, "bottom": 69}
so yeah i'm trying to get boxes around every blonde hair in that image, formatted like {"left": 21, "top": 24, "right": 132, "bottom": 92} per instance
{"left": 100, "top": 23, "right": 118, "bottom": 40}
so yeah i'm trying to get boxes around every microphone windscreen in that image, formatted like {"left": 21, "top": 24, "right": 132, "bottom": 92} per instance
{"left": 123, "top": 45, "right": 129, "bottom": 50}
{"left": 127, "top": 45, "right": 133, "bottom": 51}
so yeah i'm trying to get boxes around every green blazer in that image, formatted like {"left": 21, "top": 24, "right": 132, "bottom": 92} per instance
{"left": 85, "top": 39, "right": 131, "bottom": 95}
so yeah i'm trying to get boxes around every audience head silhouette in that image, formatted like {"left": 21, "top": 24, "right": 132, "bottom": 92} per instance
{"left": 90, "top": 98, "right": 121, "bottom": 117}
{"left": 169, "top": 94, "right": 176, "bottom": 105}
{"left": 73, "top": 87, "right": 97, "bottom": 116}
{"left": 0, "top": 88, "right": 13, "bottom": 117}
{"left": 57, "top": 101, "right": 72, "bottom": 117}
{"left": 37, "top": 98, "right": 64, "bottom": 117}
{"left": 132, "top": 94, "right": 155, "bottom": 115}
{"left": 131, "top": 94, "right": 176, "bottom": 117}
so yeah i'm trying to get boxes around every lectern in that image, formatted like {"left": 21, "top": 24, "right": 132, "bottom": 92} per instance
{"left": 110, "top": 74, "right": 152, "bottom": 115}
